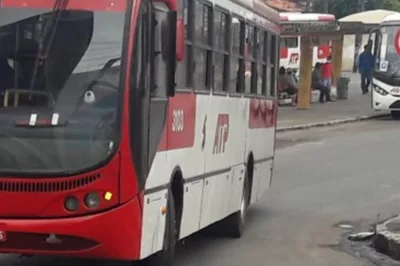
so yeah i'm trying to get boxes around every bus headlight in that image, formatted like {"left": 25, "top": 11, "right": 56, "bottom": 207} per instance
{"left": 64, "top": 196, "right": 79, "bottom": 212}
{"left": 84, "top": 192, "right": 100, "bottom": 209}
{"left": 374, "top": 86, "right": 388, "bottom": 95}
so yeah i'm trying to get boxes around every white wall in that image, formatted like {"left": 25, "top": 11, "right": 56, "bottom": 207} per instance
{"left": 341, "top": 34, "right": 371, "bottom": 72}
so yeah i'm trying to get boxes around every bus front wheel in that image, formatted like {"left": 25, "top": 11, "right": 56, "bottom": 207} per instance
{"left": 391, "top": 111, "right": 400, "bottom": 119}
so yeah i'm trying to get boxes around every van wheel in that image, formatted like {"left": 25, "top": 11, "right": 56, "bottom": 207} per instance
{"left": 391, "top": 111, "right": 400, "bottom": 119}
{"left": 224, "top": 170, "right": 250, "bottom": 238}
{"left": 146, "top": 191, "right": 176, "bottom": 266}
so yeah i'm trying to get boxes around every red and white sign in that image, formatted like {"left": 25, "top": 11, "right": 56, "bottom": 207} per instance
{"left": 395, "top": 29, "right": 400, "bottom": 55}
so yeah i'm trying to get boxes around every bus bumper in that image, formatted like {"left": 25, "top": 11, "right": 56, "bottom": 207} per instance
{"left": 373, "top": 92, "right": 400, "bottom": 110}
{"left": 0, "top": 196, "right": 142, "bottom": 260}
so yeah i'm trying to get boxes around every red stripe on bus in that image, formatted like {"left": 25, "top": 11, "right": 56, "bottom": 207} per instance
{"left": 158, "top": 93, "right": 196, "bottom": 151}
{"left": 248, "top": 98, "right": 277, "bottom": 129}
{"left": 317, "top": 15, "right": 336, "bottom": 21}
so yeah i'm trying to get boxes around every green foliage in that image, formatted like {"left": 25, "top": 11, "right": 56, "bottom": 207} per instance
{"left": 311, "top": 0, "right": 400, "bottom": 19}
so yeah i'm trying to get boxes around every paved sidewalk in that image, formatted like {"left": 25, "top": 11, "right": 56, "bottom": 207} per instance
{"left": 277, "top": 73, "right": 390, "bottom": 131}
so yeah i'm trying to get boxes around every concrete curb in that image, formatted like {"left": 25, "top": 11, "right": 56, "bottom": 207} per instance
{"left": 374, "top": 215, "right": 400, "bottom": 261}
{"left": 277, "top": 113, "right": 390, "bottom": 132}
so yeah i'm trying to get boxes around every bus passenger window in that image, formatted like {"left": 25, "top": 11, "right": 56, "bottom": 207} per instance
{"left": 230, "top": 17, "right": 244, "bottom": 94}
{"left": 213, "top": 10, "right": 229, "bottom": 92}
{"left": 193, "top": 1, "right": 211, "bottom": 91}
{"left": 269, "top": 34, "right": 277, "bottom": 96}
{"left": 245, "top": 24, "right": 256, "bottom": 94}
{"left": 175, "top": 0, "right": 192, "bottom": 90}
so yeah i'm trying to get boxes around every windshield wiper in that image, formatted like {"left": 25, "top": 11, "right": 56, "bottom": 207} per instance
{"left": 86, "top": 57, "right": 121, "bottom": 89}
{"left": 30, "top": 0, "right": 70, "bottom": 91}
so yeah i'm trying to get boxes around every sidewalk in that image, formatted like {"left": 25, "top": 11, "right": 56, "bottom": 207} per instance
{"left": 277, "top": 73, "right": 390, "bottom": 131}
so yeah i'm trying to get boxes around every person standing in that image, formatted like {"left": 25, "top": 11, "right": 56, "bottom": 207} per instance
{"left": 322, "top": 56, "right": 334, "bottom": 89}
{"left": 358, "top": 44, "right": 374, "bottom": 94}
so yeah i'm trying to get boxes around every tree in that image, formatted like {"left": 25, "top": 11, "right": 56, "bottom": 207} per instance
{"left": 312, "top": 0, "right": 400, "bottom": 19}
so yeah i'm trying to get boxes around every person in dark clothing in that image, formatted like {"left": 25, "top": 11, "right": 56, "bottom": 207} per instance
{"left": 278, "top": 66, "right": 298, "bottom": 105}
{"left": 358, "top": 44, "right": 374, "bottom": 94}
{"left": 312, "top": 63, "right": 332, "bottom": 103}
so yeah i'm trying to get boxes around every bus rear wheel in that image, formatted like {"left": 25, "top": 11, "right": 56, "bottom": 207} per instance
{"left": 391, "top": 111, "right": 400, "bottom": 119}
{"left": 146, "top": 191, "right": 177, "bottom": 266}
{"left": 224, "top": 169, "right": 250, "bottom": 238}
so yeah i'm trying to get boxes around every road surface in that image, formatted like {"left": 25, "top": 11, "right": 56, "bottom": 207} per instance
{"left": 3, "top": 118, "right": 400, "bottom": 266}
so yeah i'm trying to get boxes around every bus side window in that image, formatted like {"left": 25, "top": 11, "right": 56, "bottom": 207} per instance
{"left": 260, "top": 30, "right": 268, "bottom": 96}
{"left": 151, "top": 3, "right": 170, "bottom": 98}
{"left": 230, "top": 17, "right": 244, "bottom": 94}
{"left": 175, "top": 0, "right": 192, "bottom": 90}
{"left": 212, "top": 9, "right": 229, "bottom": 92}
{"left": 245, "top": 23, "right": 255, "bottom": 94}
{"left": 269, "top": 33, "right": 277, "bottom": 97}
{"left": 193, "top": 0, "right": 212, "bottom": 91}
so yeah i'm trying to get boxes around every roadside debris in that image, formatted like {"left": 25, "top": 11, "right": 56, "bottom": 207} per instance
{"left": 348, "top": 231, "right": 375, "bottom": 241}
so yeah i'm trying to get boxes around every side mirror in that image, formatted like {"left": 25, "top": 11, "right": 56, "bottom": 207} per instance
{"left": 161, "top": 11, "right": 177, "bottom": 97}
{"left": 176, "top": 19, "right": 185, "bottom": 61}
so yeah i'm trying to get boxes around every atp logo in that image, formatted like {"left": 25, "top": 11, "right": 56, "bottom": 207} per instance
{"left": 213, "top": 114, "right": 229, "bottom": 154}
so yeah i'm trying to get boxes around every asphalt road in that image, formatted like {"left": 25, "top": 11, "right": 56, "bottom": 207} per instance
{"left": 3, "top": 118, "right": 400, "bottom": 266}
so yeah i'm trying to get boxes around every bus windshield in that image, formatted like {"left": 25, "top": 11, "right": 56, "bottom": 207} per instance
{"left": 375, "top": 25, "right": 400, "bottom": 75}
{"left": 0, "top": 5, "right": 126, "bottom": 175}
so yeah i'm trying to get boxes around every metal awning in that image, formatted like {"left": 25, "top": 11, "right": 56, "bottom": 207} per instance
{"left": 338, "top": 21, "right": 378, "bottom": 34}
{"left": 281, "top": 21, "right": 339, "bottom": 36}
{"left": 281, "top": 21, "right": 379, "bottom": 36}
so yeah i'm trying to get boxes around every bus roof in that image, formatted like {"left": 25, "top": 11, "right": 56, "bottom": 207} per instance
{"left": 215, "top": 0, "right": 280, "bottom": 32}
{"left": 280, "top": 12, "right": 335, "bottom": 22}
{"left": 382, "top": 13, "right": 400, "bottom": 24}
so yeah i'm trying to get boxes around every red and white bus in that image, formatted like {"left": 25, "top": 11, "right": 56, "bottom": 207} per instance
{"left": 279, "top": 12, "right": 335, "bottom": 70}
{"left": 0, "top": 0, "right": 279, "bottom": 265}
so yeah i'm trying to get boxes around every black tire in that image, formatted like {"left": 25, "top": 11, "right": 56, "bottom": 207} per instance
{"left": 146, "top": 191, "right": 177, "bottom": 266}
{"left": 391, "top": 111, "right": 400, "bottom": 119}
{"left": 224, "top": 169, "right": 250, "bottom": 238}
